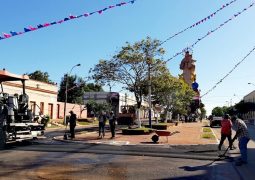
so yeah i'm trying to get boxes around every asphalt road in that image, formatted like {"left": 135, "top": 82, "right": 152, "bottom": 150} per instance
{"left": 0, "top": 125, "right": 243, "bottom": 180}
{"left": 0, "top": 148, "right": 240, "bottom": 180}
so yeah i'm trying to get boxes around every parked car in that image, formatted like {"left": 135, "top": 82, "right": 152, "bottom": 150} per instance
{"left": 210, "top": 116, "right": 223, "bottom": 127}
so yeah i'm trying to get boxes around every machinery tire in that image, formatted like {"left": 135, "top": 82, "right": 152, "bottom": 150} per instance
{"left": 0, "top": 113, "right": 8, "bottom": 149}
{"left": 0, "top": 125, "right": 7, "bottom": 150}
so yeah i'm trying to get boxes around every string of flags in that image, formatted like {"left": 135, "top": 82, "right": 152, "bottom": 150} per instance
{"left": 201, "top": 46, "right": 255, "bottom": 98}
{"left": 164, "top": 1, "right": 255, "bottom": 64}
{"left": 0, "top": 0, "right": 136, "bottom": 41}
{"left": 160, "top": 0, "right": 238, "bottom": 46}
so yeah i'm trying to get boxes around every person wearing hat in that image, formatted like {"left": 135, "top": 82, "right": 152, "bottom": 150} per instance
{"left": 218, "top": 114, "right": 233, "bottom": 151}
{"left": 69, "top": 110, "right": 77, "bottom": 139}
{"left": 231, "top": 116, "right": 250, "bottom": 166}
{"left": 109, "top": 111, "right": 116, "bottom": 138}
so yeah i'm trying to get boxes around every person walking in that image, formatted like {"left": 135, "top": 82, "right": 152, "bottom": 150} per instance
{"left": 109, "top": 111, "right": 116, "bottom": 138}
{"left": 231, "top": 116, "right": 250, "bottom": 166}
{"left": 218, "top": 114, "right": 233, "bottom": 151}
{"left": 98, "top": 111, "right": 107, "bottom": 138}
{"left": 69, "top": 110, "right": 77, "bottom": 139}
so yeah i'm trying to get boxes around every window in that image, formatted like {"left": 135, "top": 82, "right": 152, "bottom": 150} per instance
{"left": 48, "top": 103, "right": 53, "bottom": 119}
{"left": 40, "top": 102, "right": 44, "bottom": 115}
{"left": 30, "top": 101, "right": 36, "bottom": 114}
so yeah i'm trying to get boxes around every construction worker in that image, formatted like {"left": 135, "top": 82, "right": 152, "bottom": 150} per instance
{"left": 69, "top": 111, "right": 77, "bottom": 139}
{"left": 109, "top": 111, "right": 116, "bottom": 138}
{"left": 231, "top": 116, "right": 250, "bottom": 166}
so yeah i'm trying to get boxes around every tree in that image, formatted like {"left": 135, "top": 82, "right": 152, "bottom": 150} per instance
{"left": 58, "top": 74, "right": 103, "bottom": 104}
{"left": 28, "top": 70, "right": 54, "bottom": 84}
{"left": 234, "top": 100, "right": 255, "bottom": 116}
{"left": 90, "top": 37, "right": 166, "bottom": 127}
{"left": 151, "top": 72, "right": 195, "bottom": 120}
{"left": 212, "top": 107, "right": 224, "bottom": 117}
{"left": 86, "top": 100, "right": 111, "bottom": 118}
{"left": 84, "top": 83, "right": 104, "bottom": 92}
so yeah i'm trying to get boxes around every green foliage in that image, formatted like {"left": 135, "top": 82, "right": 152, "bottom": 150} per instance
{"left": 122, "top": 127, "right": 154, "bottom": 135}
{"left": 28, "top": 70, "right": 54, "bottom": 84}
{"left": 152, "top": 72, "right": 195, "bottom": 117}
{"left": 144, "top": 124, "right": 168, "bottom": 130}
{"left": 201, "top": 133, "right": 215, "bottom": 139}
{"left": 234, "top": 100, "right": 255, "bottom": 114}
{"left": 58, "top": 74, "right": 103, "bottom": 103}
{"left": 212, "top": 106, "right": 225, "bottom": 117}
{"left": 41, "top": 115, "right": 50, "bottom": 127}
{"left": 86, "top": 100, "right": 111, "bottom": 117}
{"left": 90, "top": 37, "right": 166, "bottom": 109}
{"left": 203, "top": 127, "right": 212, "bottom": 133}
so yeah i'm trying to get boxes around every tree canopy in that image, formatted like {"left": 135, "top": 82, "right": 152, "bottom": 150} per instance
{"left": 151, "top": 72, "right": 195, "bottom": 117}
{"left": 58, "top": 74, "right": 103, "bottom": 104}
{"left": 28, "top": 70, "right": 54, "bottom": 84}
{"left": 90, "top": 37, "right": 166, "bottom": 109}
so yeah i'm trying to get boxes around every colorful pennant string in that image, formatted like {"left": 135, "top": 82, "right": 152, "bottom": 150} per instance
{"left": 201, "top": 45, "right": 255, "bottom": 98}
{"left": 164, "top": 1, "right": 255, "bottom": 64}
{"left": 159, "top": 0, "right": 238, "bottom": 46}
{"left": 0, "top": 0, "right": 136, "bottom": 41}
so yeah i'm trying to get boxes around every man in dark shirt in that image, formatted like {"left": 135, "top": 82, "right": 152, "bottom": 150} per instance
{"left": 69, "top": 111, "right": 77, "bottom": 139}
{"left": 109, "top": 111, "right": 116, "bottom": 138}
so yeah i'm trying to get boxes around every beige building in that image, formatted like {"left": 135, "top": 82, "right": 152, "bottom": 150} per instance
{"left": 1, "top": 70, "right": 86, "bottom": 119}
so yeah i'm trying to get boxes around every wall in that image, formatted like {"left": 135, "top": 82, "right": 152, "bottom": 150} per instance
{"left": 2, "top": 79, "right": 87, "bottom": 119}
{"left": 243, "top": 90, "right": 255, "bottom": 123}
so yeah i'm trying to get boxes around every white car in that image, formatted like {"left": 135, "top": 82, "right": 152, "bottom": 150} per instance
{"left": 210, "top": 116, "right": 222, "bottom": 127}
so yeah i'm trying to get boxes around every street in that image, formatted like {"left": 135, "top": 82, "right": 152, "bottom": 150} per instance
{"left": 0, "top": 125, "right": 244, "bottom": 180}
{"left": 0, "top": 147, "right": 240, "bottom": 180}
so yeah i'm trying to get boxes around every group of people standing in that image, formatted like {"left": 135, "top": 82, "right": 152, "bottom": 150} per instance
{"left": 219, "top": 114, "right": 250, "bottom": 166}
{"left": 98, "top": 111, "right": 116, "bottom": 139}
{"left": 67, "top": 110, "right": 117, "bottom": 140}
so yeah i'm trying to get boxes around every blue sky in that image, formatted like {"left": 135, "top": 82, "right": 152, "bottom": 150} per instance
{"left": 1, "top": 0, "right": 255, "bottom": 114}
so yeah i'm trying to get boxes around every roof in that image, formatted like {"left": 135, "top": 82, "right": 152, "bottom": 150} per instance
{"left": 0, "top": 69, "right": 29, "bottom": 82}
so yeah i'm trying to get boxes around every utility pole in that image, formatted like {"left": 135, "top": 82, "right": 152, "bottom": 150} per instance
{"left": 147, "top": 56, "right": 152, "bottom": 128}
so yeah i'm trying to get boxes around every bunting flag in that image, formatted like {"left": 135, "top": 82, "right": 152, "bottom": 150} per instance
{"left": 159, "top": 0, "right": 238, "bottom": 46}
{"left": 164, "top": 1, "right": 255, "bottom": 64}
{"left": 0, "top": 0, "right": 136, "bottom": 41}
{"left": 201, "top": 45, "right": 255, "bottom": 98}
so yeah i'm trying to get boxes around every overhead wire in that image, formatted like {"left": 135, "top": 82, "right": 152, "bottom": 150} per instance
{"left": 201, "top": 46, "right": 255, "bottom": 98}
{"left": 163, "top": 1, "right": 255, "bottom": 64}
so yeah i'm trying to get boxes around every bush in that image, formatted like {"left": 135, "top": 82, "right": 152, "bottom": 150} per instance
{"left": 77, "top": 118, "right": 94, "bottom": 123}
{"left": 201, "top": 133, "right": 215, "bottom": 139}
{"left": 203, "top": 127, "right": 212, "bottom": 133}
{"left": 41, "top": 115, "right": 50, "bottom": 127}
{"left": 144, "top": 124, "right": 168, "bottom": 130}
{"left": 122, "top": 127, "right": 155, "bottom": 135}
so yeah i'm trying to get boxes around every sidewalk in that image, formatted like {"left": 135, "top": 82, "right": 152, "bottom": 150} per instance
{"left": 56, "top": 121, "right": 218, "bottom": 145}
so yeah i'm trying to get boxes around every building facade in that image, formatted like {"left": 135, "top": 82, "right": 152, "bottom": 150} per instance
{"left": 243, "top": 90, "right": 255, "bottom": 122}
{"left": 2, "top": 74, "right": 86, "bottom": 119}
{"left": 83, "top": 92, "right": 149, "bottom": 118}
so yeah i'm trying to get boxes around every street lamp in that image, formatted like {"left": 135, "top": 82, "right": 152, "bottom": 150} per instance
{"left": 63, "top": 63, "right": 81, "bottom": 125}
{"left": 248, "top": 82, "right": 255, "bottom": 86}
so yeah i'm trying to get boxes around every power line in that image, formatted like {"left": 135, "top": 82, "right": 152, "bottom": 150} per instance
{"left": 159, "top": 0, "right": 238, "bottom": 47}
{"left": 201, "top": 45, "right": 255, "bottom": 98}
{"left": 164, "top": 1, "right": 255, "bottom": 64}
